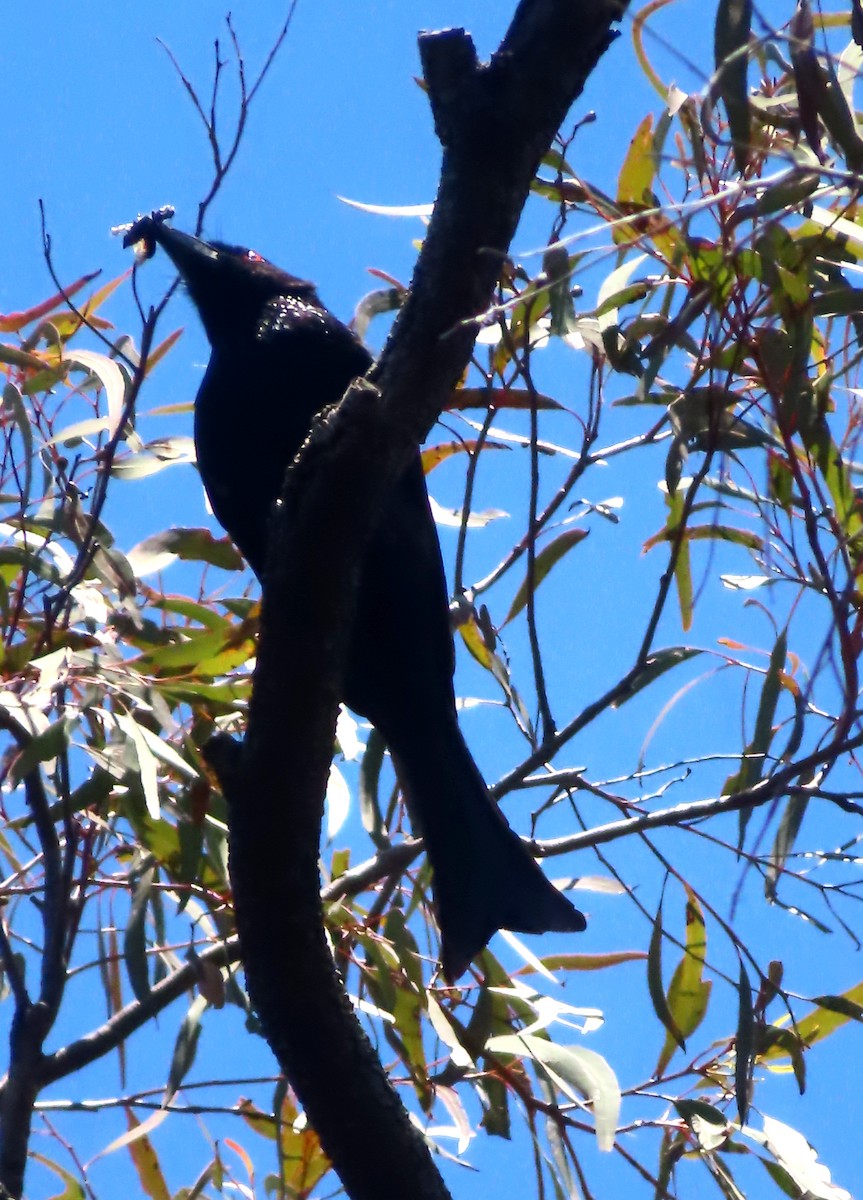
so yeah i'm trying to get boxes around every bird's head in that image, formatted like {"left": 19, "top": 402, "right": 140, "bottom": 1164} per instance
{"left": 121, "top": 209, "right": 318, "bottom": 346}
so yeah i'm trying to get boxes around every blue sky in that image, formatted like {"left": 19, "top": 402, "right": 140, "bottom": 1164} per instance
{"left": 3, "top": 3, "right": 861, "bottom": 1198}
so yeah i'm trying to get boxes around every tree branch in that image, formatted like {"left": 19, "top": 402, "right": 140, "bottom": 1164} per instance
{"left": 34, "top": 936, "right": 240, "bottom": 1089}
{"left": 219, "top": 4, "right": 628, "bottom": 1199}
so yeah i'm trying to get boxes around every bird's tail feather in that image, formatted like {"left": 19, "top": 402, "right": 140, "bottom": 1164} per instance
{"left": 388, "top": 715, "right": 586, "bottom": 982}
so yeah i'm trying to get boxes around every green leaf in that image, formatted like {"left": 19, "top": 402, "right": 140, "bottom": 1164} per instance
{"left": 517, "top": 949, "right": 647, "bottom": 973}
{"left": 613, "top": 647, "right": 702, "bottom": 707}
{"left": 656, "top": 892, "right": 711, "bottom": 1075}
{"left": 615, "top": 115, "right": 657, "bottom": 245}
{"left": 477, "top": 1072, "right": 511, "bottom": 1139}
{"left": 762, "top": 980, "right": 863, "bottom": 1059}
{"left": 504, "top": 528, "right": 588, "bottom": 624}
{"left": 675, "top": 1098, "right": 729, "bottom": 1129}
{"left": 115, "top": 713, "right": 160, "bottom": 820}
{"left": 647, "top": 899, "right": 685, "bottom": 1057}
{"left": 28, "top": 1153, "right": 86, "bottom": 1200}
{"left": 3, "top": 383, "right": 33, "bottom": 508}
{"left": 111, "top": 436, "right": 196, "bottom": 479}
{"left": 165, "top": 994, "right": 206, "bottom": 1102}
{"left": 150, "top": 594, "right": 234, "bottom": 632}
{"left": 136, "top": 626, "right": 256, "bottom": 676}
{"left": 735, "top": 961, "right": 754, "bottom": 1125}
{"left": 10, "top": 718, "right": 72, "bottom": 786}
{"left": 594, "top": 253, "right": 649, "bottom": 324}
{"left": 723, "top": 629, "right": 787, "bottom": 845}
{"left": 766, "top": 792, "right": 809, "bottom": 901}
{"left": 359, "top": 726, "right": 388, "bottom": 848}
{"left": 124, "top": 864, "right": 155, "bottom": 1002}
{"left": 128, "top": 527, "right": 244, "bottom": 576}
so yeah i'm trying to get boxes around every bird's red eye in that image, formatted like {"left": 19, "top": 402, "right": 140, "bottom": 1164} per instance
{"left": 246, "top": 250, "right": 265, "bottom": 262}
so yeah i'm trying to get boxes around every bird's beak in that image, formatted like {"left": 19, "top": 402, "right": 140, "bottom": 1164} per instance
{"left": 122, "top": 211, "right": 219, "bottom": 275}
{"left": 148, "top": 226, "right": 220, "bottom": 273}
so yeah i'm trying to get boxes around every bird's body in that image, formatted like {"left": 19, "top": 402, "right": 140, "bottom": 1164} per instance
{"left": 125, "top": 215, "right": 586, "bottom": 979}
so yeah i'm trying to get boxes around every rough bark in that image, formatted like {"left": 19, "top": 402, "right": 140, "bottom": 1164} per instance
{"left": 221, "top": 4, "right": 628, "bottom": 1200}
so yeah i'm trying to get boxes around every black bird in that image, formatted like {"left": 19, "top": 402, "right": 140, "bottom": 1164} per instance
{"left": 124, "top": 211, "right": 586, "bottom": 980}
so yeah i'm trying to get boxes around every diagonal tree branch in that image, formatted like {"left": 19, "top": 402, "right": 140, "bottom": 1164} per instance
{"left": 217, "top": 4, "right": 629, "bottom": 1199}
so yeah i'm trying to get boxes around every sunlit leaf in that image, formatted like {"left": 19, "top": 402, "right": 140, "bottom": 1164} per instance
{"left": 111, "top": 436, "right": 196, "bottom": 479}
{"left": 128, "top": 527, "right": 244, "bottom": 576}
{"left": 336, "top": 195, "right": 434, "bottom": 217}
{"left": 656, "top": 892, "right": 711, "bottom": 1075}
{"left": 420, "top": 438, "right": 508, "bottom": 474}
{"left": 66, "top": 349, "right": 128, "bottom": 438}
{"left": 487, "top": 1034, "right": 620, "bottom": 1150}
{"left": 27, "top": 1152, "right": 86, "bottom": 1200}
{"left": 516, "top": 950, "right": 646, "bottom": 974}
{"left": 762, "top": 981, "right": 863, "bottom": 1061}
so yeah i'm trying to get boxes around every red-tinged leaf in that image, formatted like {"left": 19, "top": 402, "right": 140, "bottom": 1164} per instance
{"left": 0, "top": 271, "right": 100, "bottom": 332}
{"left": 144, "top": 326, "right": 183, "bottom": 373}
{"left": 48, "top": 310, "right": 114, "bottom": 339}
{"left": 79, "top": 269, "right": 133, "bottom": 319}
{"left": 614, "top": 114, "right": 657, "bottom": 245}
{"left": 223, "top": 1137, "right": 255, "bottom": 1182}
{"left": 447, "top": 386, "right": 562, "bottom": 411}
{"left": 196, "top": 956, "right": 226, "bottom": 1008}
{"left": 504, "top": 528, "right": 588, "bottom": 624}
